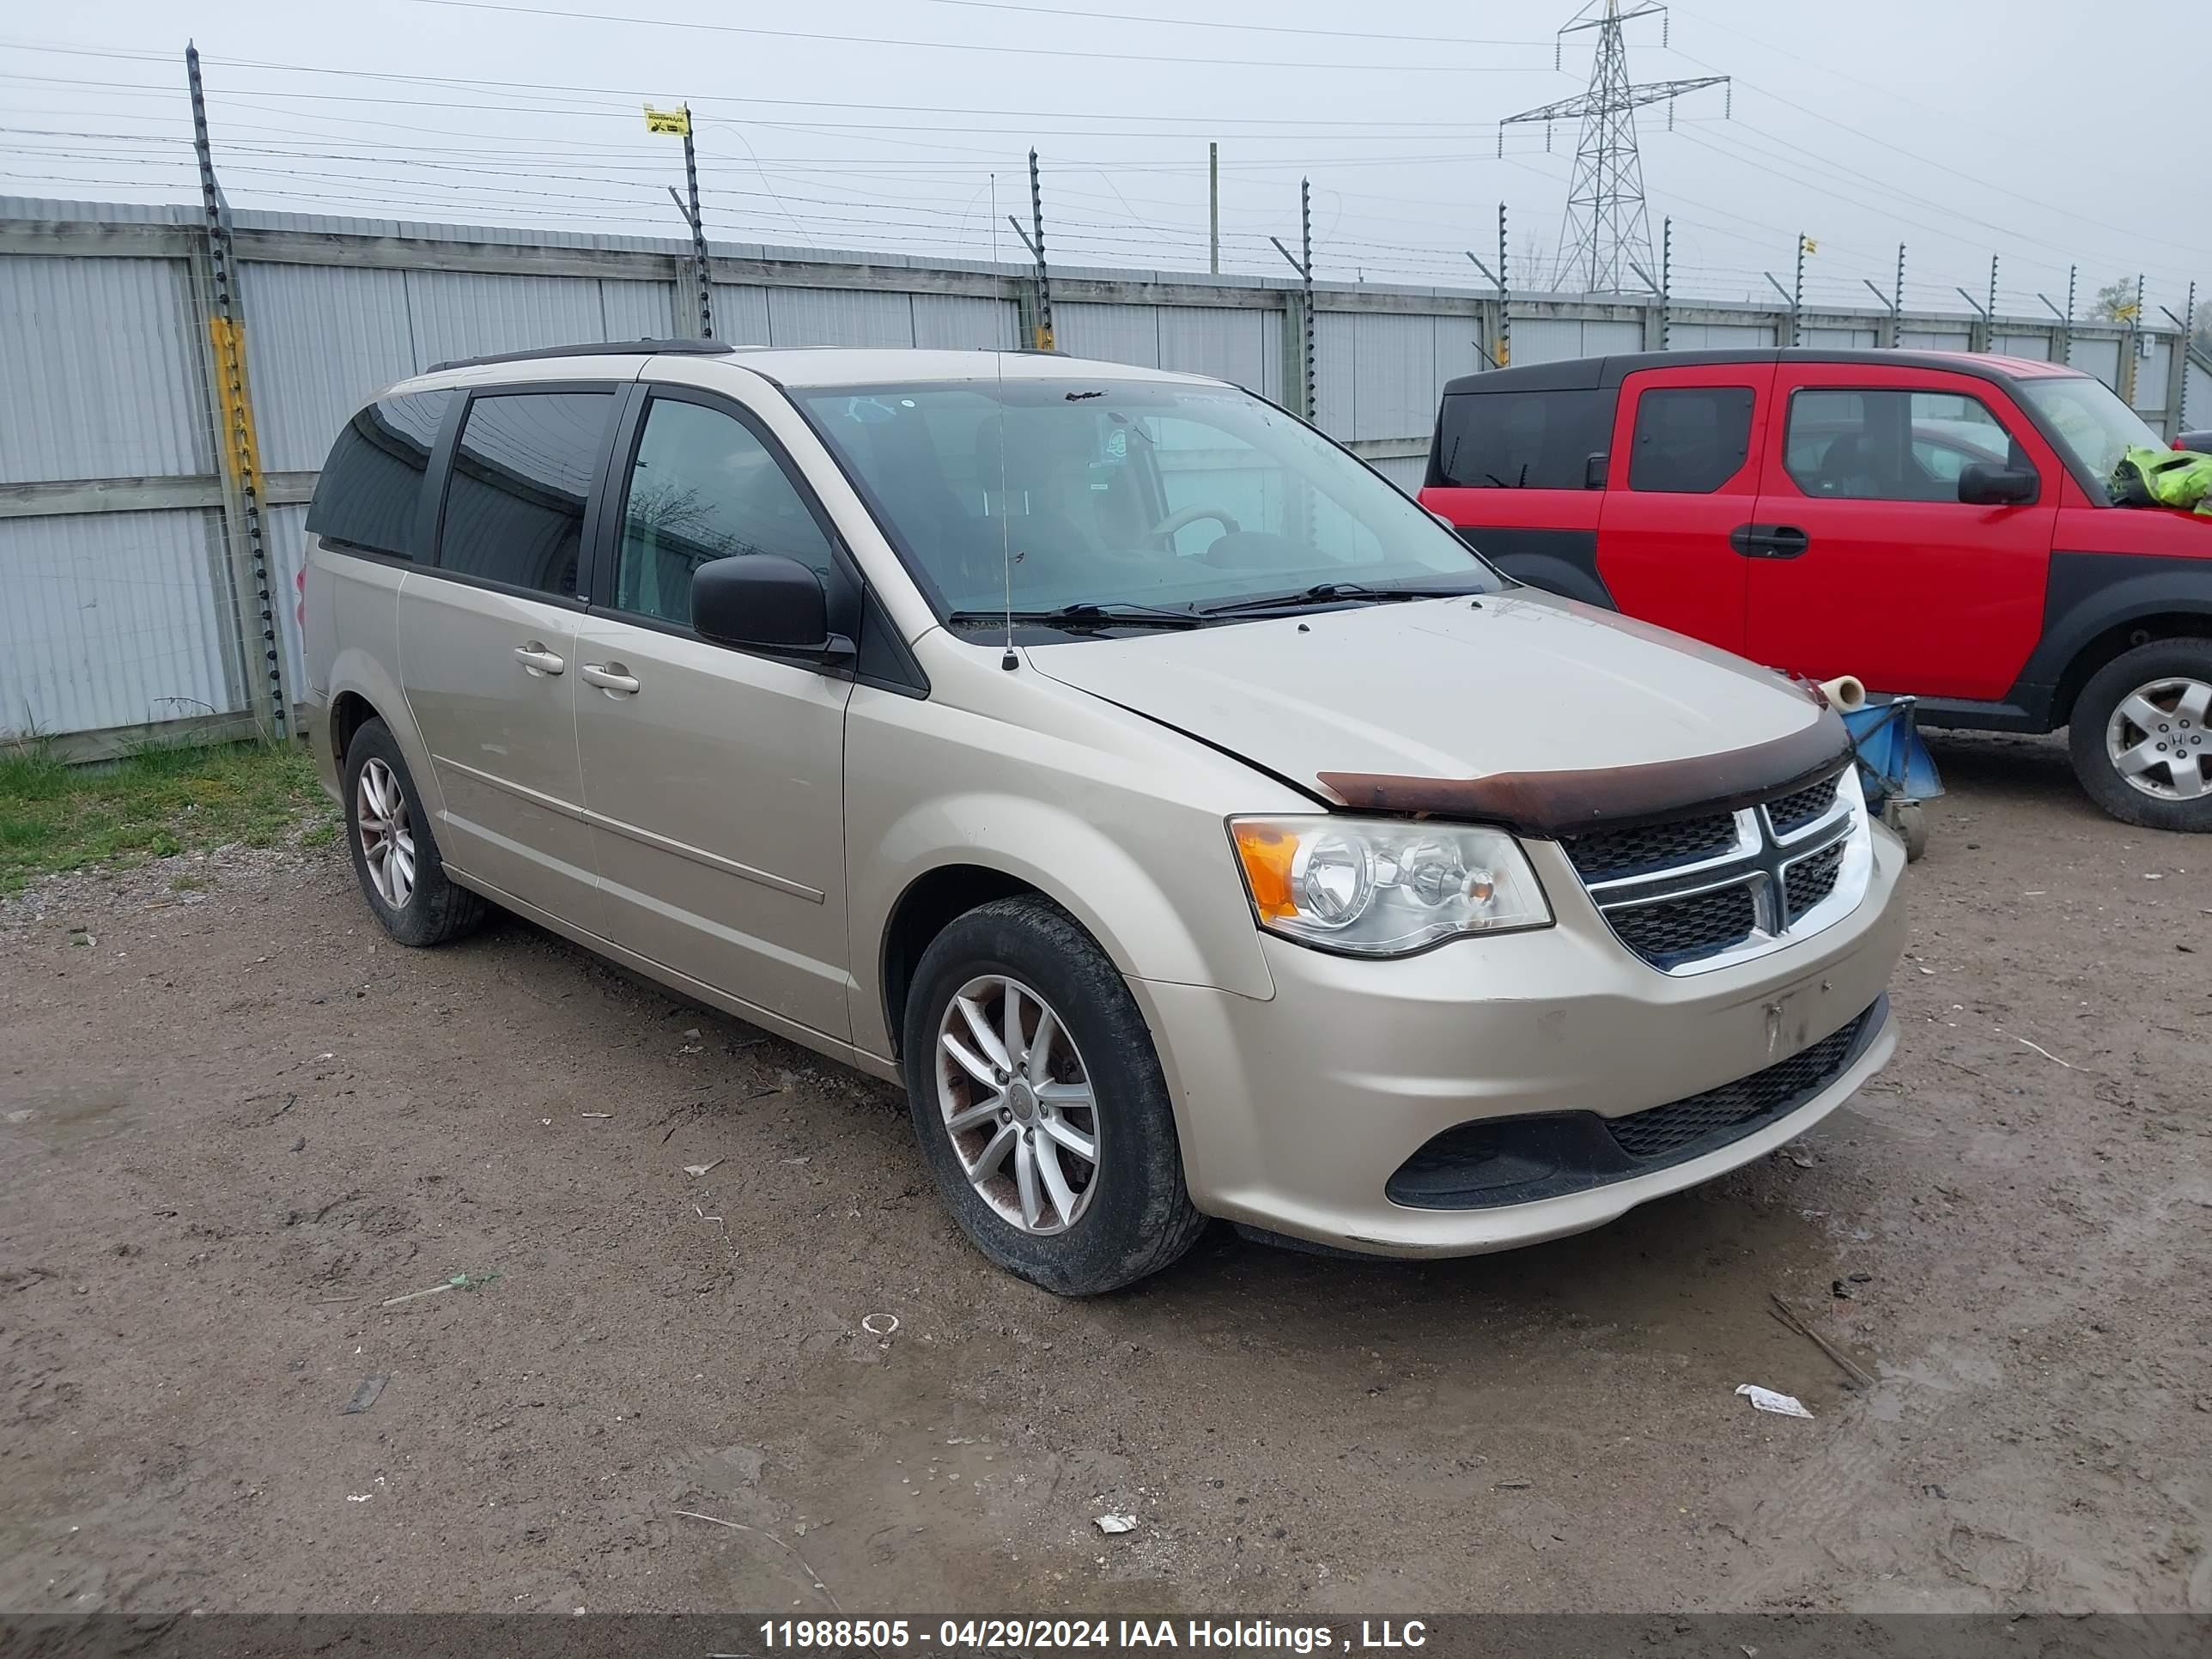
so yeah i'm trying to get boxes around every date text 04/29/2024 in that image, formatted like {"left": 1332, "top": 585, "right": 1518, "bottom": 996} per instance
{"left": 754, "top": 1621, "right": 1430, "bottom": 1651}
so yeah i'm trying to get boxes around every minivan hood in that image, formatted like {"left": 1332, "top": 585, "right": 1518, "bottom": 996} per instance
{"left": 1026, "top": 591, "right": 1834, "bottom": 821}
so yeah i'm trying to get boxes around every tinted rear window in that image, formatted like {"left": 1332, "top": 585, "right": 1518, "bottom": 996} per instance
{"left": 437, "top": 391, "right": 615, "bottom": 598}
{"left": 1430, "top": 387, "right": 1613, "bottom": 489}
{"left": 306, "top": 389, "right": 457, "bottom": 559}
{"left": 1628, "top": 386, "right": 1756, "bottom": 493}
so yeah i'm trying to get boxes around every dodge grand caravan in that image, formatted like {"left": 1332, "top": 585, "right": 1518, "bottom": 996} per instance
{"left": 303, "top": 342, "right": 1905, "bottom": 1293}
{"left": 1419, "top": 349, "right": 2212, "bottom": 832}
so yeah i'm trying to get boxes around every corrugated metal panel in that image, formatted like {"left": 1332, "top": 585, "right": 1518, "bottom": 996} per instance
{"left": 766, "top": 288, "right": 914, "bottom": 347}
{"left": 1312, "top": 312, "right": 1356, "bottom": 436}
{"left": 1366, "top": 454, "right": 1427, "bottom": 495}
{"left": 1899, "top": 328, "right": 1972, "bottom": 354}
{"left": 1054, "top": 301, "right": 1159, "bottom": 368}
{"left": 2069, "top": 336, "right": 2123, "bottom": 390}
{"left": 711, "top": 284, "right": 772, "bottom": 345}
{"left": 1805, "top": 326, "right": 1880, "bottom": 349}
{"left": 911, "top": 293, "right": 1015, "bottom": 350}
{"left": 264, "top": 501, "right": 312, "bottom": 699}
{"left": 2185, "top": 356, "right": 2210, "bottom": 431}
{"left": 2132, "top": 337, "right": 2172, "bottom": 416}
{"left": 239, "top": 262, "right": 417, "bottom": 473}
{"left": 0, "top": 508, "right": 238, "bottom": 737}
{"left": 1508, "top": 317, "right": 1586, "bottom": 366}
{"left": 1582, "top": 320, "right": 1644, "bottom": 356}
{"left": 1346, "top": 313, "right": 1440, "bottom": 442}
{"left": 0, "top": 255, "right": 210, "bottom": 483}
{"left": 1991, "top": 332, "right": 2052, "bottom": 361}
{"left": 599, "top": 279, "right": 678, "bottom": 342}
{"left": 404, "top": 270, "right": 609, "bottom": 368}
{"left": 1669, "top": 322, "right": 1778, "bottom": 350}
{"left": 1432, "top": 319, "right": 1481, "bottom": 408}
{"left": 1157, "top": 307, "right": 1269, "bottom": 392}
{"left": 1255, "top": 307, "right": 1285, "bottom": 403}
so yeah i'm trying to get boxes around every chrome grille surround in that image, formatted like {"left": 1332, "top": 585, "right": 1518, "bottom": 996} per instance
{"left": 1572, "top": 765, "right": 1872, "bottom": 975}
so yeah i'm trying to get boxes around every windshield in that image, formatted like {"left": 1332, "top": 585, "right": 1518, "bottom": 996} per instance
{"left": 797, "top": 376, "right": 1501, "bottom": 623}
{"left": 2018, "top": 375, "right": 2166, "bottom": 490}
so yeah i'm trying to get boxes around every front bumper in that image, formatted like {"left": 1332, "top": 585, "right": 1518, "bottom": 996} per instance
{"left": 1129, "top": 823, "right": 1907, "bottom": 1258}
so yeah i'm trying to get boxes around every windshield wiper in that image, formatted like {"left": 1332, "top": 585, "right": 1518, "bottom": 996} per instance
{"left": 1198, "top": 582, "right": 1481, "bottom": 617}
{"left": 945, "top": 602, "right": 1209, "bottom": 632}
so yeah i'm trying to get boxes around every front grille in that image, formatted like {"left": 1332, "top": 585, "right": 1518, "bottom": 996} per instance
{"left": 1607, "top": 883, "right": 1759, "bottom": 969}
{"left": 1765, "top": 774, "right": 1841, "bottom": 836}
{"left": 1607, "top": 1005, "right": 1875, "bottom": 1160}
{"left": 1784, "top": 839, "right": 1846, "bottom": 918}
{"left": 1385, "top": 997, "right": 1887, "bottom": 1209}
{"left": 1560, "top": 812, "right": 1739, "bottom": 882}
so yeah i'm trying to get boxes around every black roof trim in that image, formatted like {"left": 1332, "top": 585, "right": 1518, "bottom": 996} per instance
{"left": 1439, "top": 347, "right": 2089, "bottom": 399}
{"left": 427, "top": 337, "right": 734, "bottom": 374}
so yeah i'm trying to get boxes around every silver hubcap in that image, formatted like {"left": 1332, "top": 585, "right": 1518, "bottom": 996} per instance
{"left": 355, "top": 757, "right": 416, "bottom": 908}
{"left": 935, "top": 975, "right": 1099, "bottom": 1236}
{"left": 2106, "top": 678, "right": 2212, "bottom": 802}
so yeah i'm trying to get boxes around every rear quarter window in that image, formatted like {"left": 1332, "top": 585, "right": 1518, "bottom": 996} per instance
{"left": 305, "top": 388, "right": 458, "bottom": 559}
{"left": 1431, "top": 387, "right": 1613, "bottom": 489}
{"left": 1627, "top": 386, "right": 1756, "bottom": 493}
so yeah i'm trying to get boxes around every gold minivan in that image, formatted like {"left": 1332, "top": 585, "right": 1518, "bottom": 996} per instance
{"left": 304, "top": 342, "right": 1905, "bottom": 1293}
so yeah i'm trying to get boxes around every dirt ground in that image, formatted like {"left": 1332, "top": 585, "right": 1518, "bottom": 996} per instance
{"left": 2, "top": 731, "right": 2207, "bottom": 1617}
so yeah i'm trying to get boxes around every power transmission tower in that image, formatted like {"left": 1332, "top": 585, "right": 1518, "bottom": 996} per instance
{"left": 1502, "top": 3, "right": 1727, "bottom": 295}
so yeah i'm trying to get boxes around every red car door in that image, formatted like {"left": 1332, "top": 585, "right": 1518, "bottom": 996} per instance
{"left": 1594, "top": 362, "right": 1775, "bottom": 655}
{"left": 1746, "top": 363, "right": 2061, "bottom": 700}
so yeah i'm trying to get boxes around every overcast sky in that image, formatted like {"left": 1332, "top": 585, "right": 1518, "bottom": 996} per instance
{"left": 5, "top": 0, "right": 2205, "bottom": 325}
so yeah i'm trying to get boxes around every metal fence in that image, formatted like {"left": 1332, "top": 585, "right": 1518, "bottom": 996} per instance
{"left": 0, "top": 195, "right": 2194, "bottom": 752}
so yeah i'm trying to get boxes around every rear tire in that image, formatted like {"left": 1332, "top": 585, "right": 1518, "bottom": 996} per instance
{"left": 342, "top": 718, "right": 489, "bottom": 946}
{"left": 901, "top": 896, "right": 1207, "bottom": 1295}
{"left": 2067, "top": 640, "right": 2212, "bottom": 832}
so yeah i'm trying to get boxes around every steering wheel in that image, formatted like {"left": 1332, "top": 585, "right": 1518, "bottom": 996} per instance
{"left": 1147, "top": 502, "right": 1241, "bottom": 542}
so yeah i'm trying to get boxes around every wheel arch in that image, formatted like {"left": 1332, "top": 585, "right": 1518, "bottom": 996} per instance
{"left": 2052, "top": 607, "right": 2212, "bottom": 727}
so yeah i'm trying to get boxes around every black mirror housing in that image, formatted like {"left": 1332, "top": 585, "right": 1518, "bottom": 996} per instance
{"left": 1958, "top": 461, "right": 2039, "bottom": 507}
{"left": 690, "top": 555, "right": 848, "bottom": 660}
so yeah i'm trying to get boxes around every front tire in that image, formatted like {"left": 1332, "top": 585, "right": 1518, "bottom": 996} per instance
{"left": 2068, "top": 640, "right": 2212, "bottom": 831}
{"left": 901, "top": 896, "right": 1206, "bottom": 1295}
{"left": 342, "top": 718, "right": 488, "bottom": 946}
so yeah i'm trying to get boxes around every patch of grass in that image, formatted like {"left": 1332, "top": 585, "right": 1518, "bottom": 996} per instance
{"left": 0, "top": 735, "right": 335, "bottom": 896}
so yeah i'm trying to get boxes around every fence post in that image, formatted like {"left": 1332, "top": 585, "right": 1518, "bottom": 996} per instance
{"left": 187, "top": 43, "right": 293, "bottom": 745}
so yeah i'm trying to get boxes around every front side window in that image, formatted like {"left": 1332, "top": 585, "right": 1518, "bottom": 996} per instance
{"left": 1628, "top": 386, "right": 1756, "bottom": 493}
{"left": 2017, "top": 374, "right": 2166, "bottom": 491}
{"left": 1431, "top": 387, "right": 1613, "bottom": 490}
{"left": 1783, "top": 386, "right": 2023, "bottom": 501}
{"left": 799, "top": 378, "right": 1499, "bottom": 620}
{"left": 438, "top": 391, "right": 614, "bottom": 598}
{"left": 307, "top": 388, "right": 456, "bottom": 559}
{"left": 613, "top": 398, "right": 836, "bottom": 628}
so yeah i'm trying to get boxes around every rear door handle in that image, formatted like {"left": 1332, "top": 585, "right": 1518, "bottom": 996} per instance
{"left": 1728, "top": 523, "right": 1812, "bottom": 560}
{"left": 514, "top": 643, "right": 565, "bottom": 676}
{"left": 580, "top": 662, "right": 641, "bottom": 696}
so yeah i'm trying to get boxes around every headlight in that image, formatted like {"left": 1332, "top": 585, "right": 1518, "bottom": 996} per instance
{"left": 1228, "top": 816, "right": 1552, "bottom": 956}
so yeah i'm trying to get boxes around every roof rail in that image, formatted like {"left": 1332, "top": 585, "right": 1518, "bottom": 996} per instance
{"left": 425, "top": 338, "right": 734, "bottom": 374}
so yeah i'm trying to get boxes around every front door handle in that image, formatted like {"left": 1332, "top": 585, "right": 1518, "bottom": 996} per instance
{"left": 580, "top": 662, "right": 641, "bottom": 696}
{"left": 514, "top": 642, "right": 566, "bottom": 676}
{"left": 1728, "top": 523, "right": 1812, "bottom": 560}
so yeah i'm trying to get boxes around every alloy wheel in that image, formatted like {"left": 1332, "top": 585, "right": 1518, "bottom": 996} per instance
{"left": 935, "top": 974, "right": 1100, "bottom": 1235}
{"left": 2106, "top": 678, "right": 2211, "bottom": 802}
{"left": 355, "top": 757, "right": 417, "bottom": 908}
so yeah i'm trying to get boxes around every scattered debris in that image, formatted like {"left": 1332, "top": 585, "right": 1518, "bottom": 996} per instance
{"left": 1492, "top": 1480, "right": 1534, "bottom": 1492}
{"left": 1848, "top": 1271, "right": 1874, "bottom": 1284}
{"left": 580, "top": 1111, "right": 611, "bottom": 1120}
{"left": 1769, "top": 1293, "right": 1875, "bottom": 1389}
{"left": 290, "top": 1135, "right": 306, "bottom": 1153}
{"left": 672, "top": 1510, "right": 841, "bottom": 1612}
{"left": 1831, "top": 1279, "right": 1854, "bottom": 1300}
{"left": 1735, "top": 1384, "right": 1814, "bottom": 1419}
{"left": 2014, "top": 1036, "right": 2075, "bottom": 1069}
{"left": 682, "top": 1159, "right": 723, "bottom": 1178}
{"left": 683, "top": 1028, "right": 701, "bottom": 1040}
{"left": 268, "top": 1092, "right": 298, "bottom": 1123}
{"left": 860, "top": 1313, "right": 899, "bottom": 1338}
{"left": 1094, "top": 1513, "right": 1136, "bottom": 1534}
{"left": 380, "top": 1271, "right": 501, "bottom": 1307}
{"left": 1779, "top": 1143, "right": 1816, "bottom": 1170}
{"left": 341, "top": 1375, "right": 388, "bottom": 1415}
{"left": 346, "top": 1492, "right": 374, "bottom": 1503}
{"left": 782, "top": 1156, "right": 811, "bottom": 1165}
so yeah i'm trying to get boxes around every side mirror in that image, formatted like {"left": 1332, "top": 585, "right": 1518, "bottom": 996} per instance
{"left": 690, "top": 555, "right": 852, "bottom": 661}
{"left": 1958, "top": 462, "right": 2039, "bottom": 507}
{"left": 1583, "top": 452, "right": 1609, "bottom": 490}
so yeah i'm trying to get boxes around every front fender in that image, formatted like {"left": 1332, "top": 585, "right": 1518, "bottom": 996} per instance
{"left": 2019, "top": 552, "right": 2212, "bottom": 714}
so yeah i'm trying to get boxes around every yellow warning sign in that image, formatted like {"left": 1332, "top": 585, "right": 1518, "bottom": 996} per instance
{"left": 643, "top": 104, "right": 691, "bottom": 136}
{"left": 1801, "top": 236, "right": 1819, "bottom": 255}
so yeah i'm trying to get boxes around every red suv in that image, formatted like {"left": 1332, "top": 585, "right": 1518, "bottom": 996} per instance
{"left": 1419, "top": 350, "right": 2211, "bottom": 830}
